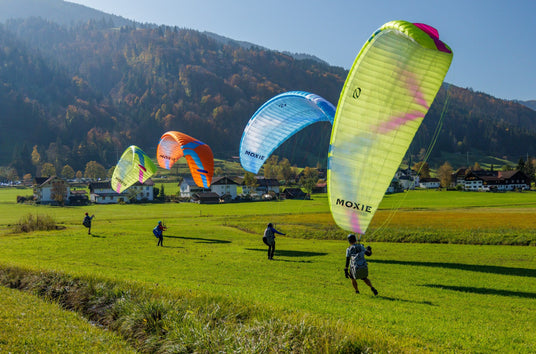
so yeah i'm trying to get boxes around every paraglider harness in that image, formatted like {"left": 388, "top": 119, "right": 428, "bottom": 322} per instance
{"left": 349, "top": 244, "right": 372, "bottom": 270}
{"left": 345, "top": 234, "right": 372, "bottom": 278}
{"left": 262, "top": 229, "right": 273, "bottom": 246}
{"left": 82, "top": 216, "right": 91, "bottom": 228}
{"left": 153, "top": 225, "right": 163, "bottom": 238}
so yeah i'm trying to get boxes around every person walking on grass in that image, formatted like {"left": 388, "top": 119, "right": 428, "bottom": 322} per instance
{"left": 344, "top": 234, "right": 378, "bottom": 295}
{"left": 153, "top": 221, "right": 167, "bottom": 247}
{"left": 83, "top": 212, "right": 94, "bottom": 235}
{"left": 263, "top": 222, "right": 285, "bottom": 260}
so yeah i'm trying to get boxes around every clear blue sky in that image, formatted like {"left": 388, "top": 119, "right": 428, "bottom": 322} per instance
{"left": 69, "top": 0, "right": 535, "bottom": 101}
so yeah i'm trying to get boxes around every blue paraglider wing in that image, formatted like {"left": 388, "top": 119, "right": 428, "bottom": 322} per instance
{"left": 239, "top": 91, "right": 335, "bottom": 174}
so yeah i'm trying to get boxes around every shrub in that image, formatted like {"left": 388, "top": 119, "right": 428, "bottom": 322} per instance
{"left": 11, "top": 213, "right": 61, "bottom": 233}
{"left": 16, "top": 195, "right": 35, "bottom": 204}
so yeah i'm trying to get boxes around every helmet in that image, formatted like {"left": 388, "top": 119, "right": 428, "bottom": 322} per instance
{"left": 347, "top": 234, "right": 357, "bottom": 243}
{"left": 158, "top": 221, "right": 162, "bottom": 224}
{"left": 267, "top": 223, "right": 273, "bottom": 227}
{"left": 85, "top": 212, "right": 88, "bottom": 215}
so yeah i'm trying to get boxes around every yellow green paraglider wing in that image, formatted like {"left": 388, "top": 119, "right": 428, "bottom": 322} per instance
{"left": 328, "top": 21, "right": 453, "bottom": 234}
{"left": 111, "top": 145, "right": 157, "bottom": 193}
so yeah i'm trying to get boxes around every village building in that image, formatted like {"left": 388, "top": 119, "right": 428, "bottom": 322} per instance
{"left": 398, "top": 175, "right": 416, "bottom": 190}
{"left": 234, "top": 176, "right": 280, "bottom": 197}
{"left": 192, "top": 192, "right": 221, "bottom": 204}
{"left": 256, "top": 178, "right": 280, "bottom": 195}
{"left": 464, "top": 170, "right": 530, "bottom": 191}
{"left": 451, "top": 168, "right": 469, "bottom": 187}
{"left": 130, "top": 179, "right": 155, "bottom": 200}
{"left": 89, "top": 181, "right": 127, "bottom": 204}
{"left": 391, "top": 168, "right": 419, "bottom": 191}
{"left": 419, "top": 177, "right": 441, "bottom": 189}
{"left": 282, "top": 187, "right": 307, "bottom": 199}
{"left": 88, "top": 179, "right": 154, "bottom": 204}
{"left": 179, "top": 177, "right": 210, "bottom": 198}
{"left": 69, "top": 189, "right": 89, "bottom": 205}
{"left": 496, "top": 170, "right": 531, "bottom": 190}
{"left": 210, "top": 176, "right": 239, "bottom": 200}
{"left": 33, "top": 176, "right": 70, "bottom": 205}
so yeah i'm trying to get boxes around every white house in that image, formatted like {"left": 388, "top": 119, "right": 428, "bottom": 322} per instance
{"left": 256, "top": 178, "right": 280, "bottom": 194}
{"left": 239, "top": 177, "right": 280, "bottom": 195}
{"left": 451, "top": 168, "right": 468, "bottom": 188}
{"left": 130, "top": 179, "right": 154, "bottom": 201}
{"left": 89, "top": 179, "right": 154, "bottom": 204}
{"left": 419, "top": 177, "right": 441, "bottom": 189}
{"left": 394, "top": 168, "right": 419, "bottom": 190}
{"left": 464, "top": 170, "right": 530, "bottom": 191}
{"left": 496, "top": 170, "right": 530, "bottom": 190}
{"left": 179, "top": 177, "right": 210, "bottom": 198}
{"left": 463, "top": 176, "right": 484, "bottom": 191}
{"left": 210, "top": 176, "right": 239, "bottom": 200}
{"left": 33, "top": 176, "right": 70, "bottom": 205}
{"left": 89, "top": 181, "right": 128, "bottom": 204}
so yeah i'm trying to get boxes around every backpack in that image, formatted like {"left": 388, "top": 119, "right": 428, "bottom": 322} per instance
{"left": 82, "top": 217, "right": 91, "bottom": 228}
{"left": 153, "top": 226, "right": 162, "bottom": 238}
{"left": 349, "top": 244, "right": 367, "bottom": 270}
{"left": 263, "top": 227, "right": 274, "bottom": 245}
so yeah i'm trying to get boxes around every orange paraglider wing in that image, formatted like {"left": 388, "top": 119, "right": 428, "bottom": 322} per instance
{"left": 157, "top": 131, "right": 214, "bottom": 187}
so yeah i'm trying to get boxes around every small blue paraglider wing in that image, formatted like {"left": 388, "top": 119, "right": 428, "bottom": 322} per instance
{"left": 239, "top": 91, "right": 335, "bottom": 174}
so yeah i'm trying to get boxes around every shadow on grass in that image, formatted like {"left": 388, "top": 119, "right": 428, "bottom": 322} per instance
{"left": 423, "top": 284, "right": 536, "bottom": 299}
{"left": 375, "top": 295, "right": 436, "bottom": 306}
{"left": 245, "top": 248, "right": 328, "bottom": 258}
{"left": 372, "top": 259, "right": 535, "bottom": 278}
{"left": 165, "top": 235, "right": 231, "bottom": 244}
{"left": 90, "top": 234, "right": 105, "bottom": 238}
{"left": 270, "top": 258, "right": 313, "bottom": 264}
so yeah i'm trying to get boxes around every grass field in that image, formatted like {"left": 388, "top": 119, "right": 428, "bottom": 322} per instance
{"left": 0, "top": 187, "right": 535, "bottom": 352}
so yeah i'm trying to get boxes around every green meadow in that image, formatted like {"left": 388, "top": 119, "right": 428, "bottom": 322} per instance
{"left": 0, "top": 187, "right": 535, "bottom": 352}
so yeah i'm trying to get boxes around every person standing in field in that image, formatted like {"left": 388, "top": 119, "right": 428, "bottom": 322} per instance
{"left": 153, "top": 221, "right": 167, "bottom": 247}
{"left": 344, "top": 234, "right": 378, "bottom": 295}
{"left": 83, "top": 212, "right": 94, "bottom": 235}
{"left": 263, "top": 222, "right": 285, "bottom": 260}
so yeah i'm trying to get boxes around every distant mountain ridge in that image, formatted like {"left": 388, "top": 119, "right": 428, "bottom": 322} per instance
{"left": 0, "top": 0, "right": 535, "bottom": 179}
{"left": 518, "top": 100, "right": 536, "bottom": 111}
{"left": 0, "top": 0, "right": 134, "bottom": 27}
{"left": 0, "top": 0, "right": 331, "bottom": 66}
{"left": 204, "top": 32, "right": 330, "bottom": 66}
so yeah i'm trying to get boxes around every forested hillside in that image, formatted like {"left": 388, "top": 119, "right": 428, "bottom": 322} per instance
{"left": 520, "top": 100, "right": 536, "bottom": 111}
{"left": 0, "top": 17, "right": 345, "bottom": 175}
{"left": 1, "top": 8, "right": 535, "bottom": 180}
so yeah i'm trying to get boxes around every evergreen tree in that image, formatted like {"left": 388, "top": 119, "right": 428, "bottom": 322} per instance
{"left": 160, "top": 184, "right": 166, "bottom": 200}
